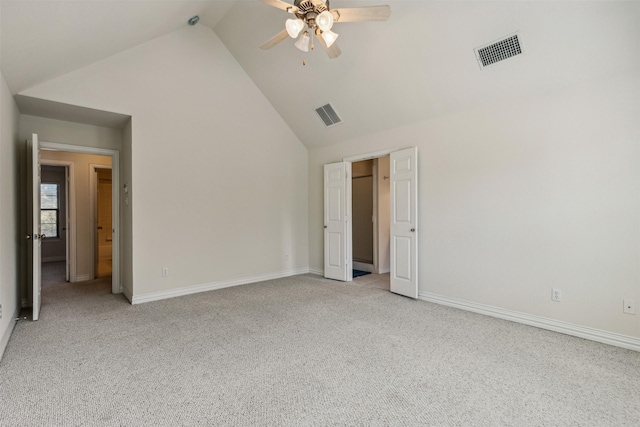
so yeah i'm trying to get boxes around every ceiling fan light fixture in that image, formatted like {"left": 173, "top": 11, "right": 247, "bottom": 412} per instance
{"left": 316, "top": 10, "right": 334, "bottom": 32}
{"left": 286, "top": 18, "right": 305, "bottom": 38}
{"left": 295, "top": 31, "right": 311, "bottom": 52}
{"left": 321, "top": 30, "right": 339, "bottom": 48}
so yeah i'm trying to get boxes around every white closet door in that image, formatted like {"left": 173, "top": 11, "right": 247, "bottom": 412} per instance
{"left": 390, "top": 147, "right": 418, "bottom": 298}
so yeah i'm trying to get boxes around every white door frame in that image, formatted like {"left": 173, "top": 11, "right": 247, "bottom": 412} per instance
{"left": 90, "top": 164, "right": 113, "bottom": 280}
{"left": 39, "top": 141, "right": 121, "bottom": 294}
{"left": 27, "top": 135, "right": 42, "bottom": 320}
{"left": 39, "top": 160, "right": 75, "bottom": 282}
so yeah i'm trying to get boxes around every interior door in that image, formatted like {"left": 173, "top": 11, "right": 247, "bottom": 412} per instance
{"left": 96, "top": 168, "right": 113, "bottom": 278}
{"left": 324, "top": 161, "right": 352, "bottom": 281}
{"left": 26, "top": 134, "right": 43, "bottom": 320}
{"left": 390, "top": 147, "right": 418, "bottom": 298}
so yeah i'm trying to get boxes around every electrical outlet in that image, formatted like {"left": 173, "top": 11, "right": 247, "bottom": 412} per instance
{"left": 552, "top": 289, "right": 562, "bottom": 302}
{"left": 162, "top": 267, "right": 169, "bottom": 277}
{"left": 623, "top": 299, "right": 636, "bottom": 315}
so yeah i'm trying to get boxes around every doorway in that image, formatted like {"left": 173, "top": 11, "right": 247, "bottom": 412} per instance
{"left": 351, "top": 157, "right": 391, "bottom": 276}
{"left": 323, "top": 147, "right": 418, "bottom": 298}
{"left": 39, "top": 141, "right": 120, "bottom": 294}
{"left": 39, "top": 164, "right": 70, "bottom": 286}
{"left": 94, "top": 167, "right": 112, "bottom": 278}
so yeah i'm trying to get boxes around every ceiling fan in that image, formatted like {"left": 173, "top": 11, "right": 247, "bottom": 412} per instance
{"left": 259, "top": 0, "right": 391, "bottom": 59}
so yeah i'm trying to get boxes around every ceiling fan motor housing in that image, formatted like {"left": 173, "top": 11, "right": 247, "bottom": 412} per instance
{"left": 294, "top": 0, "right": 330, "bottom": 26}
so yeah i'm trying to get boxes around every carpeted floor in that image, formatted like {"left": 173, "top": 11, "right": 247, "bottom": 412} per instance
{"left": 1, "top": 272, "right": 639, "bottom": 426}
{"left": 41, "top": 260, "right": 67, "bottom": 288}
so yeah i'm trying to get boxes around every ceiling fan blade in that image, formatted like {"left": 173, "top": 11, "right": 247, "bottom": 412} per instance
{"left": 315, "top": 31, "right": 342, "bottom": 59}
{"left": 260, "top": 0, "right": 299, "bottom": 14}
{"left": 331, "top": 5, "right": 391, "bottom": 22}
{"left": 260, "top": 29, "right": 290, "bottom": 50}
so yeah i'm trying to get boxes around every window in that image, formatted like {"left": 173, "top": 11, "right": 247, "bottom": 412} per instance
{"left": 40, "top": 183, "right": 59, "bottom": 238}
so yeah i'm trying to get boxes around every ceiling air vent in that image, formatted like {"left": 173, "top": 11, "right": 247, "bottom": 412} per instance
{"left": 474, "top": 33, "right": 523, "bottom": 69}
{"left": 315, "top": 103, "right": 342, "bottom": 127}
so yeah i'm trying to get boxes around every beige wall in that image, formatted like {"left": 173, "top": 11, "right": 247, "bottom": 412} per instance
{"left": 22, "top": 25, "right": 309, "bottom": 298}
{"left": 20, "top": 115, "right": 122, "bottom": 151}
{"left": 352, "top": 159, "right": 373, "bottom": 178}
{"left": 39, "top": 150, "right": 112, "bottom": 281}
{"left": 376, "top": 156, "right": 390, "bottom": 274}
{"left": 309, "top": 69, "right": 640, "bottom": 340}
{"left": 0, "top": 72, "right": 21, "bottom": 359}
{"left": 352, "top": 160, "right": 373, "bottom": 263}
{"left": 352, "top": 175, "right": 373, "bottom": 264}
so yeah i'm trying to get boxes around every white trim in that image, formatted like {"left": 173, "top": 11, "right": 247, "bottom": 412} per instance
{"left": 131, "top": 269, "right": 310, "bottom": 305}
{"left": 419, "top": 292, "right": 640, "bottom": 352}
{"left": 40, "top": 142, "right": 116, "bottom": 157}
{"left": 0, "top": 307, "right": 20, "bottom": 362}
{"left": 309, "top": 268, "right": 324, "bottom": 276}
{"left": 75, "top": 274, "right": 92, "bottom": 282}
{"left": 39, "top": 141, "right": 121, "bottom": 294}
{"left": 121, "top": 286, "right": 133, "bottom": 304}
{"left": 343, "top": 149, "right": 397, "bottom": 163}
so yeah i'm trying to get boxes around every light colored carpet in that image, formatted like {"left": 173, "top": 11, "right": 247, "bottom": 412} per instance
{"left": 1, "top": 273, "right": 639, "bottom": 426}
{"left": 41, "top": 261, "right": 67, "bottom": 288}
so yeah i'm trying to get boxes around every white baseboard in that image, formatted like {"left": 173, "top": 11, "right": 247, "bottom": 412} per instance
{"left": 75, "top": 274, "right": 91, "bottom": 282}
{"left": 377, "top": 268, "right": 390, "bottom": 274}
{"left": 0, "top": 307, "right": 19, "bottom": 362}
{"left": 353, "top": 262, "right": 375, "bottom": 272}
{"left": 121, "top": 285, "right": 133, "bottom": 303}
{"left": 308, "top": 268, "right": 324, "bottom": 276}
{"left": 131, "top": 268, "right": 311, "bottom": 305}
{"left": 419, "top": 291, "right": 640, "bottom": 352}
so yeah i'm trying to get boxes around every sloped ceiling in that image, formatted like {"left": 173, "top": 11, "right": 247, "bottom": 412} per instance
{"left": 2, "top": 1, "right": 639, "bottom": 149}
{"left": 0, "top": 0, "right": 236, "bottom": 94}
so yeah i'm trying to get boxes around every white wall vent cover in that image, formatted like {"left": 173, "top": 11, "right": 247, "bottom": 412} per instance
{"left": 315, "top": 103, "right": 342, "bottom": 127}
{"left": 474, "top": 33, "right": 523, "bottom": 69}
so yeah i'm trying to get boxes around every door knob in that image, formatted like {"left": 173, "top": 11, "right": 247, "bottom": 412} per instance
{"left": 25, "top": 235, "right": 31, "bottom": 240}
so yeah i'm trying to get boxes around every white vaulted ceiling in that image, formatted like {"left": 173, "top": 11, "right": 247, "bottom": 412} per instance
{"left": 2, "top": 1, "right": 639, "bottom": 149}
{"left": 0, "top": 0, "right": 236, "bottom": 94}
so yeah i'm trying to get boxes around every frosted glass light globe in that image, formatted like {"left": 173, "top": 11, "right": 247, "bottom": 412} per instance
{"left": 316, "top": 11, "right": 334, "bottom": 32}
{"left": 286, "top": 18, "right": 304, "bottom": 38}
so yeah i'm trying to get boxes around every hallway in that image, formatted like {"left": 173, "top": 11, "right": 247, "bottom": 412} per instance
{"left": 32, "top": 261, "right": 117, "bottom": 321}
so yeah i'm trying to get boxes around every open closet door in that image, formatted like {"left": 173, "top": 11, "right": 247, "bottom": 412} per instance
{"left": 390, "top": 147, "right": 418, "bottom": 298}
{"left": 324, "top": 161, "right": 352, "bottom": 281}
{"left": 26, "top": 134, "right": 43, "bottom": 320}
